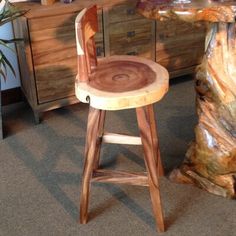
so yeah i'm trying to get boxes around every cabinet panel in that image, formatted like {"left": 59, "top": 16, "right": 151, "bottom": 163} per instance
{"left": 156, "top": 20, "right": 205, "bottom": 73}
{"left": 34, "top": 58, "right": 77, "bottom": 104}
{"left": 105, "top": 2, "right": 142, "bottom": 24}
{"left": 104, "top": 2, "right": 155, "bottom": 60}
{"left": 29, "top": 11, "right": 103, "bottom": 59}
{"left": 28, "top": 10, "right": 104, "bottom": 104}
{"left": 109, "top": 19, "right": 155, "bottom": 59}
{"left": 13, "top": 17, "right": 38, "bottom": 107}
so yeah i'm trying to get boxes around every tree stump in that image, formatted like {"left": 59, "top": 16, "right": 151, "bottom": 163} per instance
{"left": 171, "top": 22, "right": 236, "bottom": 198}
{"left": 137, "top": 0, "right": 236, "bottom": 198}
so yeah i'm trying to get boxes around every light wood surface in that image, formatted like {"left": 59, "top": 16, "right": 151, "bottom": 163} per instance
{"left": 137, "top": 0, "right": 236, "bottom": 198}
{"left": 76, "top": 55, "right": 168, "bottom": 110}
{"left": 92, "top": 170, "right": 149, "bottom": 186}
{"left": 146, "top": 104, "right": 164, "bottom": 177}
{"left": 136, "top": 105, "right": 164, "bottom": 232}
{"left": 41, "top": 0, "right": 56, "bottom": 6}
{"left": 102, "top": 133, "right": 142, "bottom": 145}
{"left": 93, "top": 110, "right": 106, "bottom": 170}
{"left": 14, "top": 0, "right": 204, "bottom": 122}
{"left": 171, "top": 22, "right": 236, "bottom": 198}
{"left": 137, "top": 0, "right": 236, "bottom": 22}
{"left": 77, "top": 6, "right": 168, "bottom": 233}
{"left": 103, "top": 2, "right": 156, "bottom": 60}
{"left": 156, "top": 20, "right": 205, "bottom": 72}
{"left": 80, "top": 107, "right": 102, "bottom": 224}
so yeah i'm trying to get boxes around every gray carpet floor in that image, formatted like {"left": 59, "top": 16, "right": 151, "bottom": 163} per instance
{"left": 1, "top": 77, "right": 235, "bottom": 236}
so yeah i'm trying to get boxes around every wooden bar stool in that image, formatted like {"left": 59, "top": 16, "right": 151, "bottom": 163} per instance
{"left": 75, "top": 5, "right": 169, "bottom": 233}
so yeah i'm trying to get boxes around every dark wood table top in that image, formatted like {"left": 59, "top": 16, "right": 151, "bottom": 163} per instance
{"left": 137, "top": 0, "right": 236, "bottom": 22}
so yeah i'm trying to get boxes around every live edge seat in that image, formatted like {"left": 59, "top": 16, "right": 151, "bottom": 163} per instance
{"left": 74, "top": 5, "right": 169, "bottom": 233}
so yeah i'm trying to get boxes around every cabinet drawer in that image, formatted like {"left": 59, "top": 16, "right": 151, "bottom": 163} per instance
{"left": 104, "top": 1, "right": 142, "bottom": 24}
{"left": 29, "top": 11, "right": 104, "bottom": 60}
{"left": 28, "top": 11, "right": 104, "bottom": 104}
{"left": 156, "top": 20, "right": 205, "bottom": 71}
{"left": 156, "top": 20, "right": 205, "bottom": 40}
{"left": 156, "top": 40, "right": 204, "bottom": 72}
{"left": 34, "top": 58, "right": 77, "bottom": 104}
{"left": 105, "top": 18, "right": 155, "bottom": 60}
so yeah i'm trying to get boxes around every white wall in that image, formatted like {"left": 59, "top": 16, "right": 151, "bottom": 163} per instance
{"left": 0, "top": 22, "right": 21, "bottom": 91}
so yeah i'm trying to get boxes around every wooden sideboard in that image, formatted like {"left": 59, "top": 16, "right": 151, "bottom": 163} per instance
{"left": 13, "top": 0, "right": 205, "bottom": 123}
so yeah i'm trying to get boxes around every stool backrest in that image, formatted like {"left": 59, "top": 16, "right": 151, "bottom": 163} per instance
{"left": 75, "top": 5, "right": 98, "bottom": 82}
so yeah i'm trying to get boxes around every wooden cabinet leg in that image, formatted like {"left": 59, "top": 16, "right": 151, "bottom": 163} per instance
{"left": 80, "top": 107, "right": 103, "bottom": 224}
{"left": 33, "top": 111, "right": 42, "bottom": 124}
{"left": 136, "top": 105, "right": 165, "bottom": 233}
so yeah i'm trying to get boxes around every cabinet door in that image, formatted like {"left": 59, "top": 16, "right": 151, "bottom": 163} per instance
{"left": 28, "top": 10, "right": 103, "bottom": 104}
{"left": 105, "top": 1, "right": 143, "bottom": 24}
{"left": 105, "top": 19, "right": 155, "bottom": 59}
{"left": 156, "top": 20, "right": 206, "bottom": 77}
{"left": 104, "top": 3, "right": 155, "bottom": 60}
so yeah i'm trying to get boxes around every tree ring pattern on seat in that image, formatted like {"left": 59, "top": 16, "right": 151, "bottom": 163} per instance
{"left": 88, "top": 60, "right": 156, "bottom": 93}
{"left": 75, "top": 55, "right": 169, "bottom": 110}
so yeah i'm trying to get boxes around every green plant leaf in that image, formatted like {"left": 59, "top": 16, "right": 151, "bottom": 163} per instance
{"left": 0, "top": 0, "right": 27, "bottom": 26}
{"left": 1, "top": 56, "right": 8, "bottom": 73}
{"left": 0, "top": 39, "right": 15, "bottom": 53}
{"left": 0, "top": 50, "right": 16, "bottom": 77}
{"left": 0, "top": 11, "right": 26, "bottom": 26}
{"left": 0, "top": 69, "right": 7, "bottom": 81}
{"left": 0, "top": 0, "right": 26, "bottom": 81}
{"left": 0, "top": 38, "right": 23, "bottom": 44}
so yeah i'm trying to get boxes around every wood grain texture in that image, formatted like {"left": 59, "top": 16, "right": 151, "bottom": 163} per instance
{"left": 41, "top": 0, "right": 56, "bottom": 6}
{"left": 80, "top": 105, "right": 165, "bottom": 231}
{"left": 171, "top": 22, "right": 236, "bottom": 198}
{"left": 104, "top": 1, "right": 143, "bottom": 24}
{"left": 77, "top": 7, "right": 167, "bottom": 232}
{"left": 30, "top": 8, "right": 103, "bottom": 103}
{"left": 146, "top": 104, "right": 164, "bottom": 176}
{"left": 80, "top": 107, "right": 102, "bottom": 224}
{"left": 102, "top": 132, "right": 142, "bottom": 145}
{"left": 14, "top": 0, "right": 132, "bottom": 19}
{"left": 13, "top": 18, "right": 38, "bottom": 109}
{"left": 75, "top": 6, "right": 98, "bottom": 83}
{"left": 156, "top": 20, "right": 205, "bottom": 72}
{"left": 75, "top": 55, "right": 169, "bottom": 110}
{"left": 103, "top": 6, "right": 156, "bottom": 60}
{"left": 136, "top": 105, "right": 164, "bottom": 232}
{"left": 92, "top": 170, "right": 149, "bottom": 186}
{"left": 89, "top": 60, "right": 156, "bottom": 92}
{"left": 137, "top": 0, "right": 236, "bottom": 23}
{"left": 138, "top": 0, "right": 236, "bottom": 199}
{"left": 13, "top": 0, "right": 205, "bottom": 123}
{"left": 93, "top": 110, "right": 106, "bottom": 170}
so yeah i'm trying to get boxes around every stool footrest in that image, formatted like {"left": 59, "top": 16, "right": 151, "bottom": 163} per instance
{"left": 92, "top": 169, "right": 148, "bottom": 186}
{"left": 103, "top": 132, "right": 142, "bottom": 145}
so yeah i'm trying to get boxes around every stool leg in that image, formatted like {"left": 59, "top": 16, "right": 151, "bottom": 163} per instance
{"left": 80, "top": 107, "right": 102, "bottom": 224}
{"left": 147, "top": 105, "right": 164, "bottom": 177}
{"left": 136, "top": 105, "right": 165, "bottom": 233}
{"left": 93, "top": 110, "right": 106, "bottom": 170}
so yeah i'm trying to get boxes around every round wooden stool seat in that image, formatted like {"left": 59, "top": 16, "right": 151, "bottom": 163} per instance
{"left": 75, "top": 55, "right": 169, "bottom": 110}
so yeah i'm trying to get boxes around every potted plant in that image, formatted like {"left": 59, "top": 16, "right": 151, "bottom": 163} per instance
{"left": 0, "top": 0, "right": 25, "bottom": 139}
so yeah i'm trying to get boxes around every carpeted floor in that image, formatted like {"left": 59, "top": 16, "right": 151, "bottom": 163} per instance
{"left": 1, "top": 76, "right": 235, "bottom": 236}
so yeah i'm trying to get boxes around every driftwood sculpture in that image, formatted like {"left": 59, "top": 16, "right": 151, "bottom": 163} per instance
{"left": 137, "top": 0, "right": 236, "bottom": 198}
